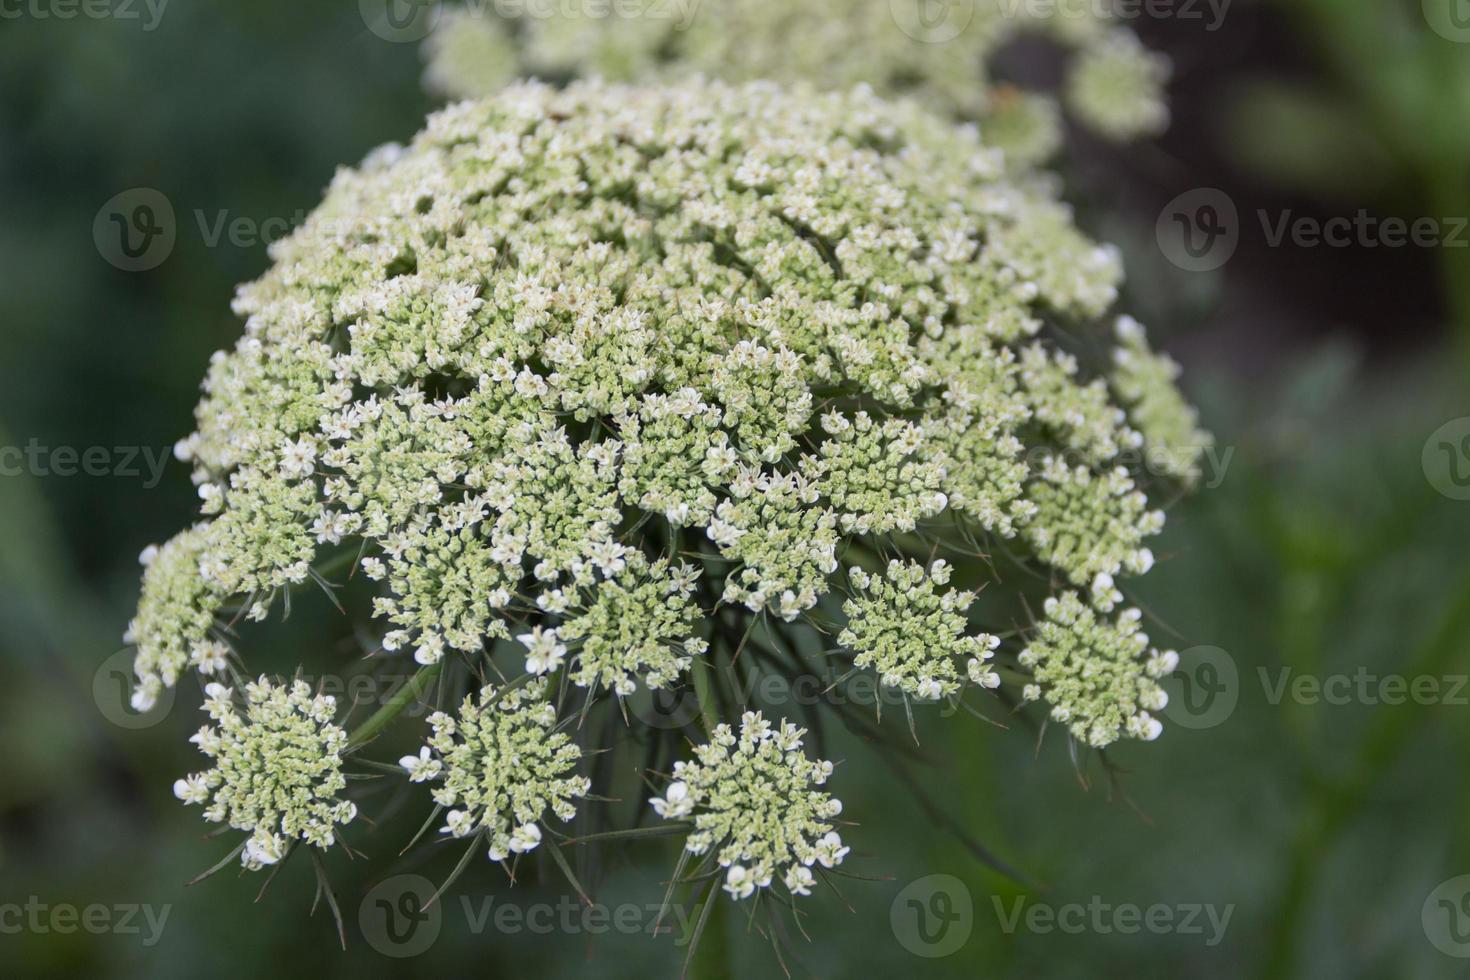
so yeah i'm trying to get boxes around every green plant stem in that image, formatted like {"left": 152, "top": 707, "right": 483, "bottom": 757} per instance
{"left": 687, "top": 892, "right": 732, "bottom": 980}
{"left": 691, "top": 655, "right": 719, "bottom": 738}
{"left": 347, "top": 660, "right": 444, "bottom": 750}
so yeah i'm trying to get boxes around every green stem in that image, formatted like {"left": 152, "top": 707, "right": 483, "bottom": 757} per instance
{"left": 347, "top": 660, "right": 445, "bottom": 750}
{"left": 691, "top": 654, "right": 719, "bottom": 738}
{"left": 687, "top": 891, "right": 732, "bottom": 980}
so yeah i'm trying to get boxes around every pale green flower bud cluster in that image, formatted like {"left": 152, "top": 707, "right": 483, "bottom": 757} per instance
{"left": 650, "top": 712, "right": 846, "bottom": 901}
{"left": 131, "top": 78, "right": 1193, "bottom": 718}
{"left": 839, "top": 559, "right": 1001, "bottom": 700}
{"left": 543, "top": 552, "right": 707, "bottom": 694}
{"left": 173, "top": 678, "right": 356, "bottom": 870}
{"left": 813, "top": 411, "right": 947, "bottom": 535}
{"left": 403, "top": 678, "right": 590, "bottom": 863}
{"left": 1111, "top": 316, "right": 1214, "bottom": 486}
{"left": 617, "top": 388, "right": 734, "bottom": 525}
{"left": 1065, "top": 31, "right": 1171, "bottom": 142}
{"left": 1024, "top": 455, "right": 1164, "bottom": 586}
{"left": 125, "top": 529, "right": 228, "bottom": 710}
{"left": 423, "top": 7, "right": 518, "bottom": 102}
{"left": 422, "top": 0, "right": 1171, "bottom": 164}
{"left": 708, "top": 468, "right": 840, "bottom": 621}
{"left": 1019, "top": 592, "right": 1177, "bottom": 747}
{"left": 1019, "top": 343, "right": 1142, "bottom": 467}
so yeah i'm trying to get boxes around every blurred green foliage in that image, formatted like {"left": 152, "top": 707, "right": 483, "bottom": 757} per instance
{"left": 1224, "top": 0, "right": 1470, "bottom": 351}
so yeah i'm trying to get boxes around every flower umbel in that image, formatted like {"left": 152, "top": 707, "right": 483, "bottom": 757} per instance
{"left": 174, "top": 678, "right": 356, "bottom": 870}
{"left": 1019, "top": 592, "right": 1177, "bottom": 747}
{"left": 840, "top": 559, "right": 1000, "bottom": 700}
{"left": 128, "top": 78, "right": 1210, "bottom": 927}
{"left": 652, "top": 712, "right": 847, "bottom": 900}
{"left": 405, "top": 678, "right": 590, "bottom": 863}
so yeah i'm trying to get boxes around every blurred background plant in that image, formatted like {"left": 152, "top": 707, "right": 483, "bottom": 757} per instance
{"left": 0, "top": 1, "right": 1467, "bottom": 978}
{"left": 1219, "top": 0, "right": 1470, "bottom": 360}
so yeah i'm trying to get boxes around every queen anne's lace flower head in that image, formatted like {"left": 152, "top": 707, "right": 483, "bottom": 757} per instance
{"left": 1019, "top": 592, "right": 1177, "bottom": 747}
{"left": 840, "top": 559, "right": 1000, "bottom": 700}
{"left": 651, "top": 712, "right": 846, "bottom": 900}
{"left": 421, "top": 0, "right": 1170, "bottom": 162}
{"left": 404, "top": 678, "right": 590, "bottom": 863}
{"left": 173, "top": 678, "right": 356, "bottom": 870}
{"left": 133, "top": 79, "right": 1209, "bottom": 900}
{"left": 1064, "top": 30, "right": 1171, "bottom": 141}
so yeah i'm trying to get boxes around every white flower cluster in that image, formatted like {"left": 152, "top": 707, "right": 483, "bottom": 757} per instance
{"left": 531, "top": 552, "right": 708, "bottom": 694}
{"left": 134, "top": 79, "right": 1209, "bottom": 892}
{"left": 402, "top": 678, "right": 590, "bottom": 863}
{"left": 173, "top": 678, "right": 356, "bottom": 870}
{"left": 1019, "top": 592, "right": 1177, "bottom": 747}
{"left": 840, "top": 560, "right": 1000, "bottom": 700}
{"left": 650, "top": 712, "right": 847, "bottom": 900}
{"left": 1064, "top": 31, "right": 1171, "bottom": 142}
{"left": 422, "top": 0, "right": 1171, "bottom": 166}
